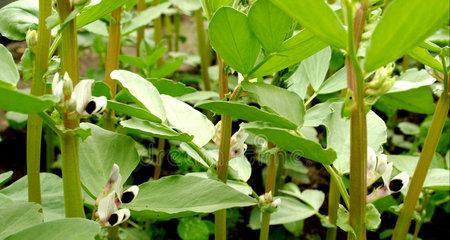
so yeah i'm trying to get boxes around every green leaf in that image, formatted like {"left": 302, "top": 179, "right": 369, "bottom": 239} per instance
{"left": 304, "top": 101, "right": 334, "bottom": 127}
{"left": 107, "top": 100, "right": 162, "bottom": 123}
{"left": 299, "top": 47, "right": 331, "bottom": 91}
{"left": 120, "top": 118, "right": 193, "bottom": 142}
{"left": 249, "top": 196, "right": 317, "bottom": 229}
{"left": 271, "top": 0, "right": 347, "bottom": 49}
{"left": 387, "top": 68, "right": 435, "bottom": 93}
{"left": 325, "top": 102, "right": 387, "bottom": 174}
{"left": 0, "top": 44, "right": 20, "bottom": 86}
{"left": 0, "top": 86, "right": 55, "bottom": 113}
{"left": 151, "top": 57, "right": 184, "bottom": 78}
{"left": 111, "top": 70, "right": 166, "bottom": 121}
{"left": 398, "top": 122, "right": 420, "bottom": 135}
{"left": 408, "top": 47, "right": 443, "bottom": 72}
{"left": 0, "top": 0, "right": 38, "bottom": 40}
{"left": 177, "top": 217, "right": 210, "bottom": 240}
{"left": 366, "top": 204, "right": 381, "bottom": 231}
{"left": 423, "top": 169, "right": 450, "bottom": 190}
{"left": 79, "top": 123, "right": 140, "bottom": 198}
{"left": 209, "top": 7, "right": 260, "bottom": 74}
{"left": 0, "top": 173, "right": 64, "bottom": 221}
{"left": 0, "top": 171, "right": 13, "bottom": 185}
{"left": 147, "top": 78, "right": 196, "bottom": 97}
{"left": 5, "top": 219, "right": 101, "bottom": 240}
{"left": 76, "top": 0, "right": 131, "bottom": 28}
{"left": 177, "top": 91, "right": 219, "bottom": 104}
{"left": 122, "top": 2, "right": 171, "bottom": 35}
{"left": 0, "top": 202, "right": 42, "bottom": 239}
{"left": 199, "top": 0, "right": 233, "bottom": 19}
{"left": 196, "top": 100, "right": 297, "bottom": 129}
{"left": 170, "top": 0, "right": 202, "bottom": 13}
{"left": 250, "top": 30, "right": 327, "bottom": 77}
{"left": 376, "top": 87, "right": 435, "bottom": 114}
{"left": 125, "top": 175, "right": 256, "bottom": 219}
{"left": 162, "top": 95, "right": 215, "bottom": 147}
{"left": 243, "top": 122, "right": 336, "bottom": 165}
{"left": 317, "top": 66, "right": 347, "bottom": 95}
{"left": 241, "top": 82, "right": 305, "bottom": 127}
{"left": 389, "top": 154, "right": 446, "bottom": 177}
{"left": 248, "top": 0, "right": 292, "bottom": 53}
{"left": 364, "top": 0, "right": 449, "bottom": 71}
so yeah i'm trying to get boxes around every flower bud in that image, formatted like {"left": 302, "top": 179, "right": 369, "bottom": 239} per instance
{"left": 62, "top": 72, "right": 74, "bottom": 99}
{"left": 258, "top": 191, "right": 281, "bottom": 214}
{"left": 26, "top": 30, "right": 38, "bottom": 51}
{"left": 51, "top": 73, "right": 64, "bottom": 102}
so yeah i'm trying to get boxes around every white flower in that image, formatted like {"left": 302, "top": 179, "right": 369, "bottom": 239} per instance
{"left": 96, "top": 164, "right": 139, "bottom": 227}
{"left": 366, "top": 147, "right": 388, "bottom": 186}
{"left": 70, "top": 79, "right": 94, "bottom": 115}
{"left": 52, "top": 72, "right": 73, "bottom": 102}
{"left": 213, "top": 122, "right": 248, "bottom": 158}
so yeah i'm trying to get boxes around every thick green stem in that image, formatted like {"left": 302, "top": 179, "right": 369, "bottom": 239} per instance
{"left": 56, "top": 0, "right": 84, "bottom": 218}
{"left": 174, "top": 12, "right": 181, "bottom": 51}
{"left": 26, "top": 0, "right": 53, "bottom": 203}
{"left": 392, "top": 91, "right": 449, "bottom": 239}
{"left": 60, "top": 131, "right": 85, "bottom": 217}
{"left": 103, "top": 7, "right": 122, "bottom": 130}
{"left": 136, "top": 0, "right": 146, "bottom": 56}
{"left": 45, "top": 128, "right": 56, "bottom": 171}
{"left": 195, "top": 9, "right": 211, "bottom": 91}
{"left": 214, "top": 56, "right": 232, "bottom": 240}
{"left": 344, "top": 1, "right": 368, "bottom": 239}
{"left": 164, "top": 14, "right": 173, "bottom": 51}
{"left": 259, "top": 142, "right": 278, "bottom": 240}
{"left": 153, "top": 0, "right": 163, "bottom": 66}
{"left": 326, "top": 178, "right": 340, "bottom": 240}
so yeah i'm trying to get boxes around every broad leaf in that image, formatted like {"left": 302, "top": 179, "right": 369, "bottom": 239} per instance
{"left": 79, "top": 123, "right": 140, "bottom": 198}
{"left": 0, "top": 173, "right": 64, "bottom": 221}
{"left": 209, "top": 7, "right": 260, "bottom": 74}
{"left": 317, "top": 66, "right": 347, "bottom": 95}
{"left": 299, "top": 47, "right": 331, "bottom": 91}
{"left": 0, "top": 86, "right": 55, "bottom": 113}
{"left": 250, "top": 30, "right": 327, "bottom": 77}
{"left": 243, "top": 122, "right": 336, "bottom": 165}
{"left": 249, "top": 196, "right": 317, "bottom": 229}
{"left": 387, "top": 68, "right": 435, "bottom": 93}
{"left": 0, "top": 202, "right": 42, "bottom": 239}
{"left": 423, "top": 169, "right": 450, "bottom": 190}
{"left": 0, "top": 0, "right": 38, "bottom": 40}
{"left": 248, "top": 0, "right": 292, "bottom": 53}
{"left": 304, "top": 101, "right": 334, "bottom": 127}
{"left": 408, "top": 47, "right": 443, "bottom": 72}
{"left": 107, "top": 100, "right": 161, "bottom": 122}
{"left": 120, "top": 118, "right": 193, "bottom": 142}
{"left": 0, "top": 171, "right": 13, "bottom": 185}
{"left": 200, "top": 0, "right": 233, "bottom": 19}
{"left": 147, "top": 78, "right": 196, "bottom": 97}
{"left": 122, "top": 2, "right": 171, "bottom": 35}
{"left": 0, "top": 44, "right": 20, "bottom": 86}
{"left": 271, "top": 0, "right": 347, "bottom": 49}
{"left": 241, "top": 82, "right": 305, "bottom": 127}
{"left": 364, "top": 0, "right": 449, "bottom": 71}
{"left": 177, "top": 217, "right": 210, "bottom": 240}
{"left": 77, "top": 0, "right": 131, "bottom": 28}
{"left": 125, "top": 175, "right": 256, "bottom": 218}
{"left": 111, "top": 70, "right": 166, "bottom": 122}
{"left": 376, "top": 87, "right": 435, "bottom": 114}
{"left": 325, "top": 102, "right": 387, "bottom": 174}
{"left": 170, "top": 0, "right": 202, "bottom": 13}
{"left": 5, "top": 219, "right": 100, "bottom": 240}
{"left": 161, "top": 95, "right": 215, "bottom": 147}
{"left": 196, "top": 100, "right": 298, "bottom": 129}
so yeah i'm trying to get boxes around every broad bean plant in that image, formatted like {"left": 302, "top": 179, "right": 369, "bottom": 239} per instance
{"left": 0, "top": 0, "right": 448, "bottom": 239}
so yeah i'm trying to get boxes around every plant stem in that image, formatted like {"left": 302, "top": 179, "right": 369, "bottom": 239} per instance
{"left": 260, "top": 142, "right": 278, "bottom": 240}
{"left": 44, "top": 128, "right": 56, "bottom": 171}
{"left": 343, "top": 1, "right": 368, "bottom": 239}
{"left": 153, "top": 0, "right": 163, "bottom": 66}
{"left": 214, "top": 56, "right": 232, "bottom": 240}
{"left": 56, "top": 0, "right": 84, "bottom": 218}
{"left": 60, "top": 131, "right": 85, "bottom": 217}
{"left": 195, "top": 9, "right": 211, "bottom": 91}
{"left": 324, "top": 165, "right": 350, "bottom": 208}
{"left": 26, "top": 0, "right": 53, "bottom": 204}
{"left": 136, "top": 0, "right": 147, "bottom": 56}
{"left": 174, "top": 12, "right": 181, "bottom": 51}
{"left": 392, "top": 91, "right": 449, "bottom": 239}
{"left": 164, "top": 14, "right": 173, "bottom": 51}
{"left": 153, "top": 139, "right": 165, "bottom": 179}
{"left": 104, "top": 7, "right": 122, "bottom": 130}
{"left": 326, "top": 178, "right": 340, "bottom": 240}
{"left": 412, "top": 192, "right": 430, "bottom": 240}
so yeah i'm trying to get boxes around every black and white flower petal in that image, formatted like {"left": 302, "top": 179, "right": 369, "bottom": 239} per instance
{"left": 121, "top": 185, "right": 139, "bottom": 204}
{"left": 70, "top": 79, "right": 94, "bottom": 115}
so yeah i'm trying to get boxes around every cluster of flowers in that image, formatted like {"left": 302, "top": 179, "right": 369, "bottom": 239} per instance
{"left": 258, "top": 191, "right": 281, "bottom": 214}
{"left": 212, "top": 121, "right": 249, "bottom": 158}
{"left": 52, "top": 72, "right": 107, "bottom": 117}
{"left": 94, "top": 164, "right": 140, "bottom": 227}
{"left": 366, "top": 147, "right": 410, "bottom": 202}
